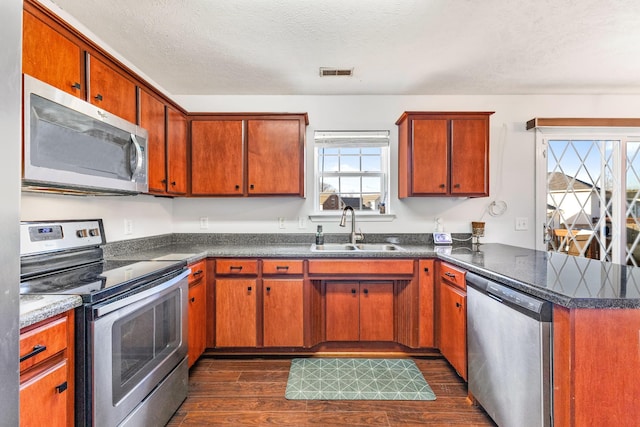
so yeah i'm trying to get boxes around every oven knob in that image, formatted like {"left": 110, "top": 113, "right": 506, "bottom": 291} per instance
{"left": 76, "top": 229, "right": 88, "bottom": 238}
{"left": 89, "top": 228, "right": 100, "bottom": 237}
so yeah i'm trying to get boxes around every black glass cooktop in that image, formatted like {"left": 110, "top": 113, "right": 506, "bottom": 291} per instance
{"left": 20, "top": 259, "right": 186, "bottom": 303}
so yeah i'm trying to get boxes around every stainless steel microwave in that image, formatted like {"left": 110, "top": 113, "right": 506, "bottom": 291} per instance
{"left": 22, "top": 75, "right": 148, "bottom": 195}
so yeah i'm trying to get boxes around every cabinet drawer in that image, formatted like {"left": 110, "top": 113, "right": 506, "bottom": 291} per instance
{"left": 20, "top": 316, "right": 68, "bottom": 372}
{"left": 262, "top": 259, "right": 303, "bottom": 275}
{"left": 188, "top": 260, "right": 206, "bottom": 284}
{"left": 216, "top": 259, "right": 258, "bottom": 275}
{"left": 440, "top": 262, "right": 466, "bottom": 290}
{"left": 20, "top": 359, "right": 69, "bottom": 426}
{"left": 308, "top": 259, "right": 414, "bottom": 275}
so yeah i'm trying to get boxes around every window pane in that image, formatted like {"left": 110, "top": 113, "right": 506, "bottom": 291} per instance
{"left": 362, "top": 156, "right": 381, "bottom": 172}
{"left": 627, "top": 141, "right": 640, "bottom": 266}
{"left": 320, "top": 155, "right": 339, "bottom": 172}
{"left": 340, "top": 195, "right": 361, "bottom": 210}
{"left": 361, "top": 147, "right": 381, "bottom": 155}
{"left": 320, "top": 192, "right": 342, "bottom": 210}
{"left": 320, "top": 177, "right": 338, "bottom": 193}
{"left": 340, "top": 156, "right": 360, "bottom": 172}
{"left": 362, "top": 176, "right": 382, "bottom": 193}
{"left": 340, "top": 177, "right": 360, "bottom": 193}
{"left": 340, "top": 147, "right": 360, "bottom": 155}
{"left": 323, "top": 147, "right": 339, "bottom": 155}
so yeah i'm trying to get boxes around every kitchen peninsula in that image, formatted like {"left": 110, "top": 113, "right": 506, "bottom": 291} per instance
{"left": 21, "top": 232, "right": 640, "bottom": 426}
{"left": 73, "top": 234, "right": 640, "bottom": 427}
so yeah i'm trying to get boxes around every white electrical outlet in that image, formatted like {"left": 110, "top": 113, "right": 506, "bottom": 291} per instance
{"left": 278, "top": 217, "right": 286, "bottom": 229}
{"left": 124, "top": 219, "right": 134, "bottom": 235}
{"left": 515, "top": 217, "right": 528, "bottom": 231}
{"left": 200, "top": 217, "right": 209, "bottom": 229}
{"left": 298, "top": 216, "right": 307, "bottom": 229}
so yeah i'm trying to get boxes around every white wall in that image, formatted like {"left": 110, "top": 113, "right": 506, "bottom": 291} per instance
{"left": 21, "top": 193, "right": 173, "bottom": 242}
{"left": 21, "top": 94, "right": 640, "bottom": 248}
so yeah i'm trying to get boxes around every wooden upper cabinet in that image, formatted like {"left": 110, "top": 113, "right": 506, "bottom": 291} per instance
{"left": 139, "top": 89, "right": 167, "bottom": 194}
{"left": 22, "top": 8, "right": 83, "bottom": 97}
{"left": 166, "top": 107, "right": 188, "bottom": 195}
{"left": 191, "top": 120, "right": 244, "bottom": 195}
{"left": 450, "top": 118, "right": 489, "bottom": 195}
{"left": 397, "top": 112, "right": 493, "bottom": 198}
{"left": 247, "top": 119, "right": 304, "bottom": 196}
{"left": 189, "top": 114, "right": 308, "bottom": 197}
{"left": 87, "top": 54, "right": 137, "bottom": 124}
{"left": 411, "top": 119, "right": 449, "bottom": 194}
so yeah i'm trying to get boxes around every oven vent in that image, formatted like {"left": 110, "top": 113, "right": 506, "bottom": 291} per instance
{"left": 319, "top": 67, "right": 354, "bottom": 77}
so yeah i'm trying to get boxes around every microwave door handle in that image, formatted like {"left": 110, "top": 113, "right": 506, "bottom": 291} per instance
{"left": 130, "top": 134, "right": 144, "bottom": 180}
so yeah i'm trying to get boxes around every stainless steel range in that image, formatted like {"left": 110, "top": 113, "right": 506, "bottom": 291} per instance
{"left": 20, "top": 219, "right": 189, "bottom": 427}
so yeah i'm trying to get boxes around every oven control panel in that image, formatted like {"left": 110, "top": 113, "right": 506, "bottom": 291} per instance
{"left": 20, "top": 219, "right": 106, "bottom": 255}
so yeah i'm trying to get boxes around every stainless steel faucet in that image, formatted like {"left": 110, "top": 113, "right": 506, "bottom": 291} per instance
{"left": 339, "top": 206, "right": 364, "bottom": 245}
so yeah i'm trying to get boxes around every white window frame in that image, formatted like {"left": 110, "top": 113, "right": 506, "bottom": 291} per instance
{"left": 534, "top": 126, "right": 640, "bottom": 264}
{"left": 310, "top": 130, "right": 394, "bottom": 222}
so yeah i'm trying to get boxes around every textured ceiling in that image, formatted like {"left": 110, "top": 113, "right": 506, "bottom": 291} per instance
{"left": 48, "top": 0, "right": 640, "bottom": 95}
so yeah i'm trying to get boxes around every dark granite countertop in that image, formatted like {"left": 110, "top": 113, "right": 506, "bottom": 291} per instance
{"left": 440, "top": 243, "right": 640, "bottom": 309}
{"left": 103, "top": 234, "right": 640, "bottom": 309}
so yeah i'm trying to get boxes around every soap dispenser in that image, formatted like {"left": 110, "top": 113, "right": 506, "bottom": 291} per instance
{"left": 315, "top": 225, "right": 324, "bottom": 245}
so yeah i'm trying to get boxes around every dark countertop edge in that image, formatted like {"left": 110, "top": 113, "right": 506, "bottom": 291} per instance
{"left": 105, "top": 243, "right": 640, "bottom": 310}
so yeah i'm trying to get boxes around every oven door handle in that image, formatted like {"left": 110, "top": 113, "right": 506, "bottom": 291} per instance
{"left": 94, "top": 269, "right": 190, "bottom": 318}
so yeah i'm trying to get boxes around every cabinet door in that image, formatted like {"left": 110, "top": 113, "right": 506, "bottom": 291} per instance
{"left": 247, "top": 119, "right": 303, "bottom": 196}
{"left": 22, "top": 9, "right": 83, "bottom": 97}
{"left": 215, "top": 279, "right": 257, "bottom": 347}
{"left": 166, "top": 107, "right": 188, "bottom": 195}
{"left": 187, "top": 280, "right": 206, "bottom": 367}
{"left": 20, "top": 360, "right": 69, "bottom": 427}
{"left": 439, "top": 282, "right": 467, "bottom": 380}
{"left": 418, "top": 260, "right": 436, "bottom": 347}
{"left": 451, "top": 118, "right": 489, "bottom": 196}
{"left": 411, "top": 119, "right": 449, "bottom": 194}
{"left": 139, "top": 89, "right": 167, "bottom": 193}
{"left": 359, "top": 282, "right": 394, "bottom": 341}
{"left": 191, "top": 120, "right": 244, "bottom": 195}
{"left": 263, "top": 279, "right": 304, "bottom": 347}
{"left": 87, "top": 54, "right": 137, "bottom": 123}
{"left": 325, "top": 282, "right": 359, "bottom": 341}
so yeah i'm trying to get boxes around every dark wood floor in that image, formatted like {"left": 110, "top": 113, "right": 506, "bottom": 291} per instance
{"left": 167, "top": 356, "right": 495, "bottom": 426}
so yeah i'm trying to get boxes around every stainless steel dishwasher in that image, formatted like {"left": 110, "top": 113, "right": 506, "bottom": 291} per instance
{"left": 466, "top": 272, "right": 553, "bottom": 427}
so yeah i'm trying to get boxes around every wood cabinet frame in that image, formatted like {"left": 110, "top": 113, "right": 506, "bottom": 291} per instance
{"left": 397, "top": 111, "right": 493, "bottom": 198}
{"left": 189, "top": 113, "right": 309, "bottom": 197}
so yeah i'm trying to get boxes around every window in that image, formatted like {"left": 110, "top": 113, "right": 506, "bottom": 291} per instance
{"left": 314, "top": 130, "right": 390, "bottom": 214}
{"left": 534, "top": 123, "right": 640, "bottom": 265}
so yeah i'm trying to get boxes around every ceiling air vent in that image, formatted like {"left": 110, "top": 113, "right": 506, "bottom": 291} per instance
{"left": 319, "top": 67, "right": 353, "bottom": 77}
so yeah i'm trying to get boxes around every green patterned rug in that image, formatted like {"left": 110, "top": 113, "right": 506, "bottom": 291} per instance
{"left": 285, "top": 358, "right": 436, "bottom": 400}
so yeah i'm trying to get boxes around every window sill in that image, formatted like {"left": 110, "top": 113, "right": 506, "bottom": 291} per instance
{"left": 309, "top": 213, "right": 396, "bottom": 223}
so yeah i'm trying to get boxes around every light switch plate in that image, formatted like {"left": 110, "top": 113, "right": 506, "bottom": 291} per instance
{"left": 434, "top": 232, "right": 452, "bottom": 245}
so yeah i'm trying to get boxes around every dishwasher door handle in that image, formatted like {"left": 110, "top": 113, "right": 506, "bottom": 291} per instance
{"left": 487, "top": 292, "right": 503, "bottom": 303}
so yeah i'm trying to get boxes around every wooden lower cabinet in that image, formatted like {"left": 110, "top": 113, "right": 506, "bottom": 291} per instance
{"left": 553, "top": 306, "right": 640, "bottom": 426}
{"left": 437, "top": 262, "right": 467, "bottom": 380}
{"left": 187, "top": 260, "right": 207, "bottom": 367}
{"left": 19, "top": 311, "right": 75, "bottom": 427}
{"left": 325, "top": 281, "right": 394, "bottom": 342}
{"left": 263, "top": 279, "right": 304, "bottom": 347}
{"left": 20, "top": 360, "right": 69, "bottom": 427}
{"left": 438, "top": 282, "right": 467, "bottom": 380}
{"left": 215, "top": 278, "right": 257, "bottom": 347}
{"left": 418, "top": 259, "right": 436, "bottom": 347}
{"left": 326, "top": 282, "right": 360, "bottom": 341}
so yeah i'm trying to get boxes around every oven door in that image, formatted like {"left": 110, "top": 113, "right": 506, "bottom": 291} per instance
{"left": 91, "top": 270, "right": 188, "bottom": 427}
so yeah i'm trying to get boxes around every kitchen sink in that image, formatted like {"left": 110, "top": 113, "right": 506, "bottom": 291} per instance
{"left": 311, "top": 243, "right": 405, "bottom": 252}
